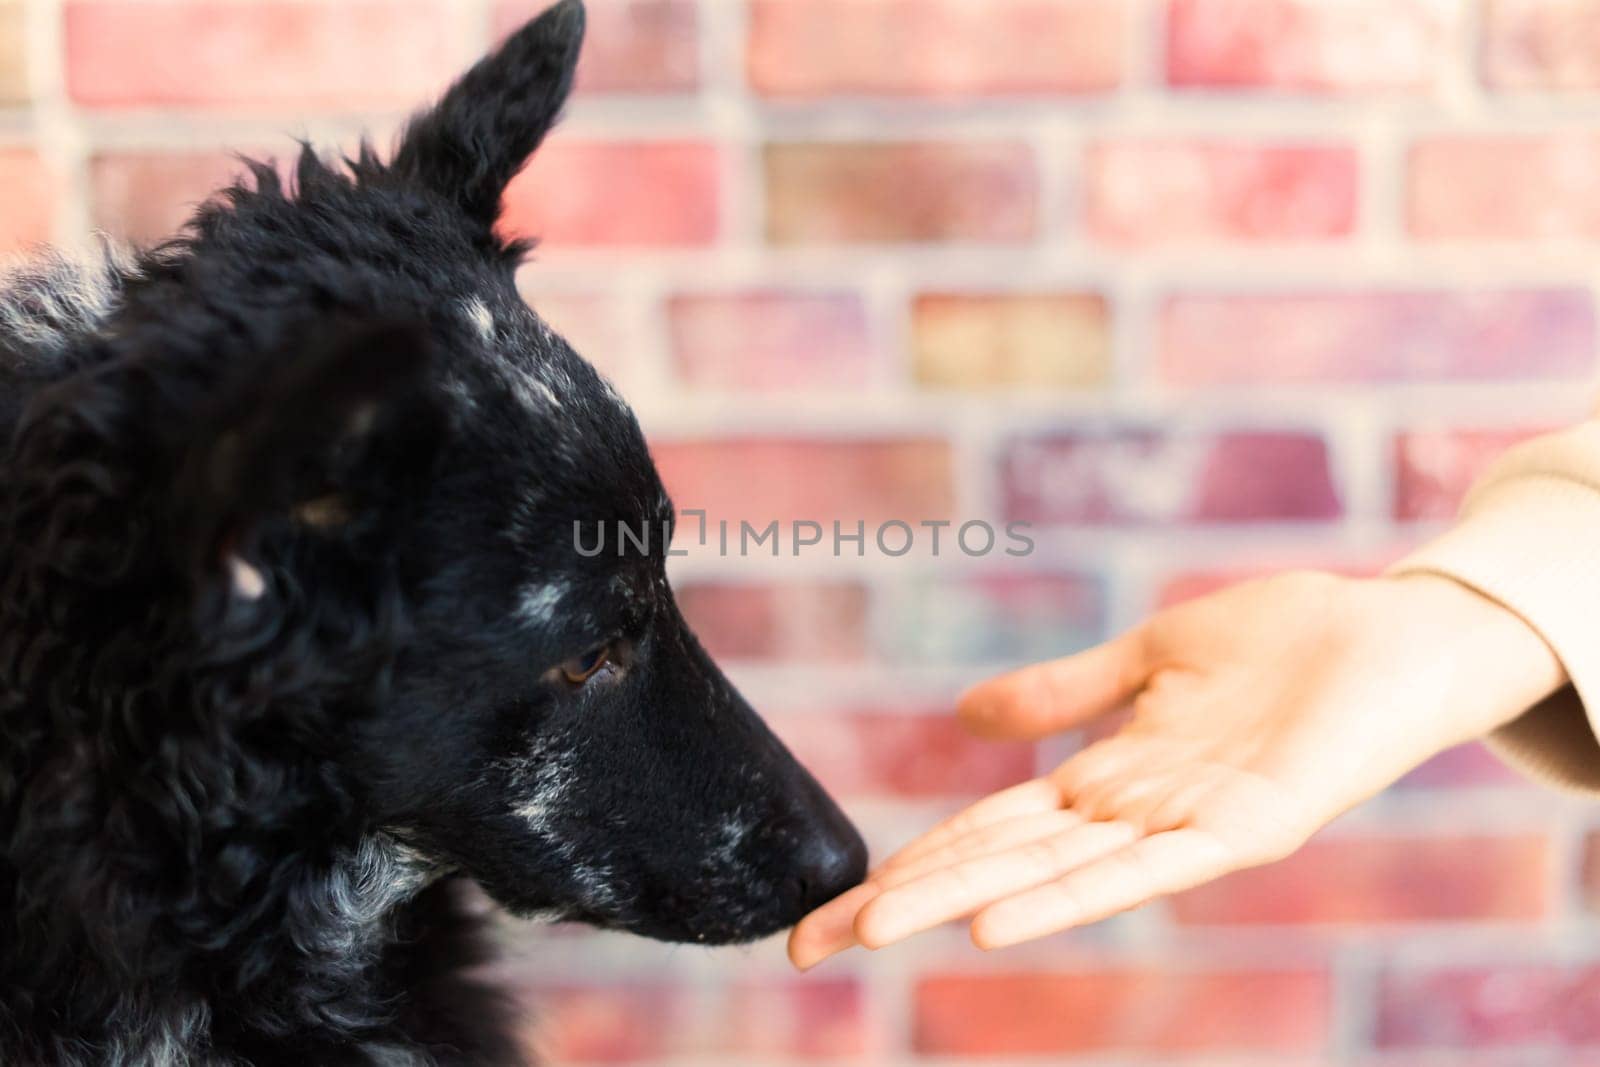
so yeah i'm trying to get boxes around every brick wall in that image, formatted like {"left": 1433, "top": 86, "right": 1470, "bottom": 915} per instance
{"left": 7, "top": 0, "right": 1600, "bottom": 1062}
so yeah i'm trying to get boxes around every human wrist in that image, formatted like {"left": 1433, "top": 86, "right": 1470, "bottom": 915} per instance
{"left": 1380, "top": 572, "right": 1567, "bottom": 741}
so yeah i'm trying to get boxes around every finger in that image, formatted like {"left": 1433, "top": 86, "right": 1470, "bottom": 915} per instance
{"left": 958, "top": 627, "right": 1151, "bottom": 741}
{"left": 874, "top": 777, "right": 1065, "bottom": 873}
{"left": 873, "top": 810, "right": 1087, "bottom": 889}
{"left": 854, "top": 820, "right": 1141, "bottom": 949}
{"left": 788, "top": 880, "right": 880, "bottom": 970}
{"left": 1070, "top": 773, "right": 1174, "bottom": 828}
{"left": 790, "top": 810, "right": 1085, "bottom": 970}
{"left": 970, "top": 829, "right": 1236, "bottom": 949}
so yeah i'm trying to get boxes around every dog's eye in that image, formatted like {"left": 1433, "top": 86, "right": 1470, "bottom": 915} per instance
{"left": 559, "top": 644, "right": 612, "bottom": 685}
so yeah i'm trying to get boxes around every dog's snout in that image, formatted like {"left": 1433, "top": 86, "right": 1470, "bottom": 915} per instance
{"left": 791, "top": 811, "right": 868, "bottom": 914}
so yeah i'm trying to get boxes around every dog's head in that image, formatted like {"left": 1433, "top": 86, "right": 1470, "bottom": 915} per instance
{"left": 29, "top": 0, "right": 863, "bottom": 947}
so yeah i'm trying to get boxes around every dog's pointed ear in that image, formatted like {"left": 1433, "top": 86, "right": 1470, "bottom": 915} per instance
{"left": 391, "top": 0, "right": 585, "bottom": 225}
{"left": 176, "top": 319, "right": 445, "bottom": 598}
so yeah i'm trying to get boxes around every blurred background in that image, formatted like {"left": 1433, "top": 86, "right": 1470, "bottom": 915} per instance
{"left": 7, "top": 0, "right": 1600, "bottom": 1062}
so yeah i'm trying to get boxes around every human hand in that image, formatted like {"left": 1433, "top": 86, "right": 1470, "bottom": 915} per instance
{"left": 789, "top": 571, "right": 1566, "bottom": 967}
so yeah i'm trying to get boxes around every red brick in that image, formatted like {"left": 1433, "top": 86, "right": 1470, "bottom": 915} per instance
{"left": 1485, "top": 0, "right": 1600, "bottom": 90}
{"left": 496, "top": 0, "right": 698, "bottom": 93}
{"left": 747, "top": 0, "right": 1124, "bottom": 97}
{"left": 1087, "top": 142, "right": 1357, "bottom": 245}
{"left": 911, "top": 292, "right": 1111, "bottom": 389}
{"left": 1394, "top": 428, "right": 1553, "bottom": 521}
{"left": 520, "top": 980, "right": 867, "bottom": 1062}
{"left": 764, "top": 142, "right": 1038, "bottom": 244}
{"left": 65, "top": 1, "right": 456, "bottom": 110}
{"left": 502, "top": 141, "right": 720, "bottom": 247}
{"left": 0, "top": 149, "right": 55, "bottom": 251}
{"left": 667, "top": 291, "right": 875, "bottom": 389}
{"left": 915, "top": 971, "right": 1329, "bottom": 1054}
{"left": 1161, "top": 291, "right": 1595, "bottom": 385}
{"left": 1170, "top": 835, "right": 1551, "bottom": 924}
{"left": 1410, "top": 135, "right": 1600, "bottom": 239}
{"left": 652, "top": 438, "right": 955, "bottom": 529}
{"left": 89, "top": 151, "right": 265, "bottom": 245}
{"left": 523, "top": 985, "right": 676, "bottom": 1062}
{"left": 1167, "top": 0, "right": 1452, "bottom": 92}
{"left": 1003, "top": 430, "right": 1340, "bottom": 525}
{"left": 772, "top": 709, "right": 1037, "bottom": 800}
{"left": 1377, "top": 965, "right": 1600, "bottom": 1048}
{"left": 675, "top": 581, "right": 869, "bottom": 663}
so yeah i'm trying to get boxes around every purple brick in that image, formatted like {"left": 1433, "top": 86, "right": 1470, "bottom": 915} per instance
{"left": 1003, "top": 430, "right": 1341, "bottom": 525}
{"left": 1161, "top": 291, "right": 1596, "bottom": 385}
{"left": 1378, "top": 966, "right": 1600, "bottom": 1048}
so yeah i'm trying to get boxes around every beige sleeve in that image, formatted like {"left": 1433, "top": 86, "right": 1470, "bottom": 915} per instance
{"left": 1388, "top": 420, "right": 1600, "bottom": 793}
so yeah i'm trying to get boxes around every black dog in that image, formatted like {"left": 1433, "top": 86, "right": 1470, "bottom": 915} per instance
{"left": 0, "top": 2, "right": 866, "bottom": 1062}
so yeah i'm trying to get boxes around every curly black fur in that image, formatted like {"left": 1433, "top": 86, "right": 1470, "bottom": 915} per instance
{"left": 0, "top": 3, "right": 865, "bottom": 1063}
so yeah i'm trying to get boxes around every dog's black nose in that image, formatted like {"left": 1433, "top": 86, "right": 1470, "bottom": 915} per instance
{"left": 793, "top": 818, "right": 869, "bottom": 913}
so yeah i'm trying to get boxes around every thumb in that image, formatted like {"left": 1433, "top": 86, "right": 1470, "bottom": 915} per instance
{"left": 958, "top": 627, "right": 1150, "bottom": 741}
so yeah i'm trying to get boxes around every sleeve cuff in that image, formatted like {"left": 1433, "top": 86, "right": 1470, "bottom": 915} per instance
{"left": 1389, "top": 475, "right": 1600, "bottom": 794}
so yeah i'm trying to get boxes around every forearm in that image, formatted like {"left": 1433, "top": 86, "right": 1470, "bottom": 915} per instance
{"left": 1390, "top": 419, "right": 1600, "bottom": 791}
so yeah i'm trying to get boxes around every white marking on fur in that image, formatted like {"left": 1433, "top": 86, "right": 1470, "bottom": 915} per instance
{"left": 315, "top": 834, "right": 441, "bottom": 965}
{"left": 0, "top": 239, "right": 138, "bottom": 355}
{"left": 228, "top": 555, "right": 265, "bottom": 600}
{"left": 503, "top": 738, "right": 619, "bottom": 912}
{"left": 461, "top": 296, "right": 495, "bottom": 343}
{"left": 515, "top": 580, "right": 567, "bottom": 624}
{"left": 507, "top": 365, "right": 561, "bottom": 412}
{"left": 713, "top": 813, "right": 750, "bottom": 867}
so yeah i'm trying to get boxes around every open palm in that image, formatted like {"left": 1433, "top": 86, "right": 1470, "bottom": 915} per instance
{"left": 790, "top": 571, "right": 1565, "bottom": 966}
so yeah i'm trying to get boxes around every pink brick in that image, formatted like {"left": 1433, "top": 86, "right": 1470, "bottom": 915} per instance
{"left": 1167, "top": 0, "right": 1452, "bottom": 92}
{"left": 721, "top": 980, "right": 868, "bottom": 1059}
{"left": 771, "top": 709, "right": 1037, "bottom": 800}
{"left": 502, "top": 141, "right": 720, "bottom": 247}
{"left": 1394, "top": 427, "right": 1553, "bottom": 521}
{"left": 89, "top": 151, "right": 264, "bottom": 245}
{"left": 1378, "top": 965, "right": 1600, "bottom": 1048}
{"left": 747, "top": 0, "right": 1124, "bottom": 97}
{"left": 1161, "top": 291, "right": 1595, "bottom": 384}
{"left": 765, "top": 142, "right": 1038, "bottom": 244}
{"left": 520, "top": 980, "right": 867, "bottom": 1062}
{"left": 1157, "top": 559, "right": 1383, "bottom": 606}
{"left": 915, "top": 971, "right": 1329, "bottom": 1054}
{"left": 1410, "top": 135, "right": 1600, "bottom": 239}
{"left": 652, "top": 438, "right": 955, "bottom": 528}
{"left": 516, "top": 290, "right": 636, "bottom": 389}
{"left": 1086, "top": 142, "right": 1358, "bottom": 245}
{"left": 1003, "top": 430, "right": 1340, "bottom": 525}
{"left": 0, "top": 149, "right": 55, "bottom": 251}
{"left": 1171, "top": 835, "right": 1551, "bottom": 924}
{"left": 65, "top": 1, "right": 456, "bottom": 110}
{"left": 1485, "top": 0, "right": 1600, "bottom": 90}
{"left": 495, "top": 0, "right": 698, "bottom": 93}
{"left": 1397, "top": 742, "right": 1524, "bottom": 789}
{"left": 675, "top": 582, "right": 869, "bottom": 663}
{"left": 667, "top": 291, "right": 876, "bottom": 389}
{"left": 879, "top": 572, "right": 1105, "bottom": 665}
